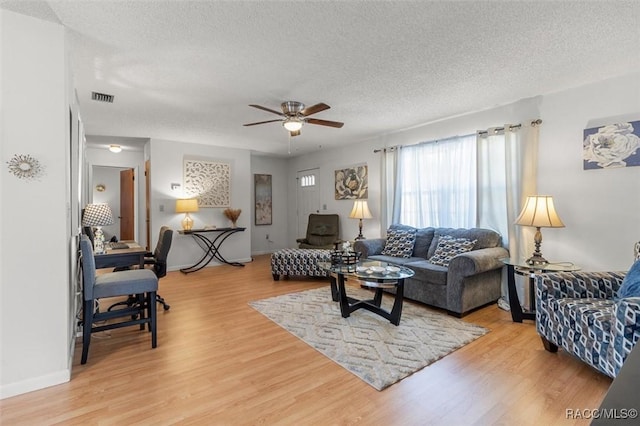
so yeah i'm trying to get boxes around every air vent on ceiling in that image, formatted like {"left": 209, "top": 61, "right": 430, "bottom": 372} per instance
{"left": 91, "top": 91, "right": 114, "bottom": 103}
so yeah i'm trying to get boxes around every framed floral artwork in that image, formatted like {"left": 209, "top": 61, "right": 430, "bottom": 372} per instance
{"left": 583, "top": 121, "right": 640, "bottom": 169}
{"left": 254, "top": 174, "right": 272, "bottom": 225}
{"left": 335, "top": 164, "right": 368, "bottom": 200}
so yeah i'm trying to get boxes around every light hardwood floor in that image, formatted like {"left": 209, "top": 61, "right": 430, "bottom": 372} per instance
{"left": 1, "top": 254, "right": 611, "bottom": 425}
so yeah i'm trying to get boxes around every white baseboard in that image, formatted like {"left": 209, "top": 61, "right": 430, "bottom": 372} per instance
{"left": 0, "top": 369, "right": 70, "bottom": 400}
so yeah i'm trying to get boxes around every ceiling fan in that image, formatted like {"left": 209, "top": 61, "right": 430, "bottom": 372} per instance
{"left": 243, "top": 101, "right": 344, "bottom": 136}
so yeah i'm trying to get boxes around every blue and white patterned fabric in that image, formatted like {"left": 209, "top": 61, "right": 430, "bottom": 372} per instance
{"left": 271, "top": 249, "right": 332, "bottom": 279}
{"left": 535, "top": 270, "right": 640, "bottom": 378}
{"left": 381, "top": 228, "right": 417, "bottom": 258}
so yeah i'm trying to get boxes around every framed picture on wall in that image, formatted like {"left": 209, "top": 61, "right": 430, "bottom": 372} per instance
{"left": 254, "top": 174, "right": 272, "bottom": 225}
{"left": 183, "top": 159, "right": 230, "bottom": 207}
{"left": 335, "top": 164, "right": 368, "bottom": 200}
{"left": 583, "top": 120, "right": 640, "bottom": 170}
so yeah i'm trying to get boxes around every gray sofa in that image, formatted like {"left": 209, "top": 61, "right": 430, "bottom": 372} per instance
{"left": 353, "top": 225, "right": 508, "bottom": 316}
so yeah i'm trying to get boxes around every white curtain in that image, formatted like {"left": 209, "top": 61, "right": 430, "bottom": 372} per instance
{"left": 477, "top": 123, "right": 539, "bottom": 301}
{"left": 380, "top": 147, "right": 398, "bottom": 233}
{"left": 393, "top": 135, "right": 477, "bottom": 228}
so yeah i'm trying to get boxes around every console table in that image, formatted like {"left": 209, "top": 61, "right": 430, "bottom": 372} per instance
{"left": 500, "top": 258, "right": 580, "bottom": 322}
{"left": 179, "top": 227, "right": 245, "bottom": 274}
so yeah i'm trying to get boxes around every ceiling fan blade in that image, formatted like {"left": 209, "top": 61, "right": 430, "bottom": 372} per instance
{"left": 300, "top": 103, "right": 330, "bottom": 116}
{"left": 306, "top": 118, "right": 344, "bottom": 128}
{"left": 248, "top": 104, "right": 284, "bottom": 116}
{"left": 290, "top": 130, "right": 301, "bottom": 137}
{"left": 243, "top": 119, "right": 282, "bottom": 126}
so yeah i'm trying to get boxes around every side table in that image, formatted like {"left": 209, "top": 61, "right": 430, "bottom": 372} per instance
{"left": 500, "top": 258, "right": 580, "bottom": 323}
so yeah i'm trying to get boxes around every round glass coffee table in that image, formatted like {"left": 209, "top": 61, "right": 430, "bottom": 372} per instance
{"left": 319, "top": 260, "right": 415, "bottom": 325}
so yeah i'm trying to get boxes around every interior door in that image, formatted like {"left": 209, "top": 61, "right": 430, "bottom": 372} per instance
{"left": 297, "top": 168, "right": 320, "bottom": 239}
{"left": 120, "top": 168, "right": 135, "bottom": 240}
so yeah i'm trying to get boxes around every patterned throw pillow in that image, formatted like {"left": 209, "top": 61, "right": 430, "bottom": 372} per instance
{"left": 429, "top": 236, "right": 476, "bottom": 267}
{"left": 618, "top": 260, "right": 640, "bottom": 299}
{"left": 381, "top": 228, "right": 417, "bottom": 258}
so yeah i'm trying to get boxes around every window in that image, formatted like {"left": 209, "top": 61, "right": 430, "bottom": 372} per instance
{"left": 300, "top": 174, "right": 316, "bottom": 187}
{"left": 396, "top": 134, "right": 477, "bottom": 228}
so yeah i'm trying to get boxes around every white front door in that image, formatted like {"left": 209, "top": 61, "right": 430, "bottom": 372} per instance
{"left": 297, "top": 168, "right": 320, "bottom": 239}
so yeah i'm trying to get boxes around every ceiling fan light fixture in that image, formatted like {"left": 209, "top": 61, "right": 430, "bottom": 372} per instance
{"left": 109, "top": 144, "right": 122, "bottom": 153}
{"left": 283, "top": 118, "right": 303, "bottom": 132}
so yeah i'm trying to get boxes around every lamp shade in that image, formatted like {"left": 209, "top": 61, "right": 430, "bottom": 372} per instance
{"left": 515, "top": 195, "right": 565, "bottom": 228}
{"left": 175, "top": 198, "right": 199, "bottom": 213}
{"left": 349, "top": 200, "right": 373, "bottom": 219}
{"left": 82, "top": 203, "right": 115, "bottom": 227}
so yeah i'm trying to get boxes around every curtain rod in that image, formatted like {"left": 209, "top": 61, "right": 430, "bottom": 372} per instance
{"left": 373, "top": 119, "right": 542, "bottom": 153}
{"left": 476, "top": 119, "right": 542, "bottom": 137}
{"left": 373, "top": 133, "right": 475, "bottom": 153}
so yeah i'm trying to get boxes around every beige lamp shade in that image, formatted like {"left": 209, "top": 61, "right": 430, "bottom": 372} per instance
{"left": 176, "top": 198, "right": 199, "bottom": 231}
{"left": 349, "top": 200, "right": 373, "bottom": 240}
{"left": 515, "top": 195, "right": 565, "bottom": 228}
{"left": 175, "top": 198, "right": 199, "bottom": 213}
{"left": 348, "top": 200, "right": 373, "bottom": 220}
{"left": 515, "top": 195, "right": 564, "bottom": 266}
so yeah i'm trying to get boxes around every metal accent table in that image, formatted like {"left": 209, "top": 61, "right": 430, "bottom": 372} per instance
{"left": 319, "top": 260, "right": 415, "bottom": 325}
{"left": 500, "top": 258, "right": 580, "bottom": 322}
{"left": 179, "top": 227, "right": 245, "bottom": 274}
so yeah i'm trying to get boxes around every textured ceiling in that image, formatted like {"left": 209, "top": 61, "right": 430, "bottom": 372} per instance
{"left": 3, "top": 1, "right": 640, "bottom": 156}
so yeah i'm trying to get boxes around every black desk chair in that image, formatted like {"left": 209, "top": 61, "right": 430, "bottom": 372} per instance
{"left": 145, "top": 226, "right": 173, "bottom": 310}
{"left": 108, "top": 226, "right": 174, "bottom": 311}
{"left": 79, "top": 235, "right": 158, "bottom": 364}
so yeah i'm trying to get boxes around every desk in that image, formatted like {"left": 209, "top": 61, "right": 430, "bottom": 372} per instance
{"left": 500, "top": 258, "right": 580, "bottom": 322}
{"left": 179, "top": 228, "right": 245, "bottom": 274}
{"left": 94, "top": 241, "right": 147, "bottom": 270}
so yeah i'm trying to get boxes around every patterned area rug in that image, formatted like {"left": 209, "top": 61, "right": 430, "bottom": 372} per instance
{"left": 249, "top": 286, "right": 489, "bottom": 390}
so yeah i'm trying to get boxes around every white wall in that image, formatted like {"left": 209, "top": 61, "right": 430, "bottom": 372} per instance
{"left": 289, "top": 73, "right": 640, "bottom": 272}
{"left": 149, "top": 139, "right": 252, "bottom": 270}
{"left": 0, "top": 10, "right": 71, "bottom": 398}
{"left": 250, "top": 155, "right": 289, "bottom": 255}
{"left": 287, "top": 97, "right": 542, "bottom": 247}
{"left": 538, "top": 72, "right": 640, "bottom": 271}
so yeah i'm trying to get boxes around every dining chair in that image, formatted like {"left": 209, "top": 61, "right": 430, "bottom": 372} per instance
{"left": 79, "top": 235, "right": 159, "bottom": 364}
{"left": 143, "top": 226, "right": 174, "bottom": 310}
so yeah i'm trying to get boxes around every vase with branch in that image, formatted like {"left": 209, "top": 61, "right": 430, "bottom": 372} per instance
{"left": 223, "top": 208, "right": 242, "bottom": 228}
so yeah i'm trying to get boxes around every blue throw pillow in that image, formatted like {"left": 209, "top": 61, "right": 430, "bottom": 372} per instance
{"left": 618, "top": 260, "right": 640, "bottom": 298}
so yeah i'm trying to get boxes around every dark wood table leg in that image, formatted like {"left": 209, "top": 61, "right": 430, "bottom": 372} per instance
{"left": 337, "top": 273, "right": 350, "bottom": 318}
{"left": 388, "top": 279, "right": 404, "bottom": 325}
{"left": 330, "top": 273, "right": 339, "bottom": 302}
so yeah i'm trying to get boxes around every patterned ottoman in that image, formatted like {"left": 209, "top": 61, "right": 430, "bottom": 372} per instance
{"left": 270, "top": 248, "right": 332, "bottom": 280}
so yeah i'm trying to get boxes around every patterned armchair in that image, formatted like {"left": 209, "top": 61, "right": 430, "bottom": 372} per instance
{"left": 535, "top": 244, "right": 640, "bottom": 378}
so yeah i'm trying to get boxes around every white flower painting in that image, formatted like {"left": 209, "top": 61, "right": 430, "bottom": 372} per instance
{"left": 583, "top": 121, "right": 640, "bottom": 169}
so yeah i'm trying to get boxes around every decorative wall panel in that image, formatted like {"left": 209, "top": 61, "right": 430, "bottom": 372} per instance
{"left": 184, "top": 159, "right": 230, "bottom": 207}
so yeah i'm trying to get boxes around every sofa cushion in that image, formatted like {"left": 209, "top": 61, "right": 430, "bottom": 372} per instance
{"left": 404, "top": 260, "right": 448, "bottom": 285}
{"left": 381, "top": 228, "right": 417, "bottom": 258}
{"left": 617, "top": 260, "right": 640, "bottom": 299}
{"left": 387, "top": 224, "right": 435, "bottom": 257}
{"left": 427, "top": 228, "right": 501, "bottom": 258}
{"left": 368, "top": 254, "right": 424, "bottom": 265}
{"left": 429, "top": 236, "right": 476, "bottom": 267}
